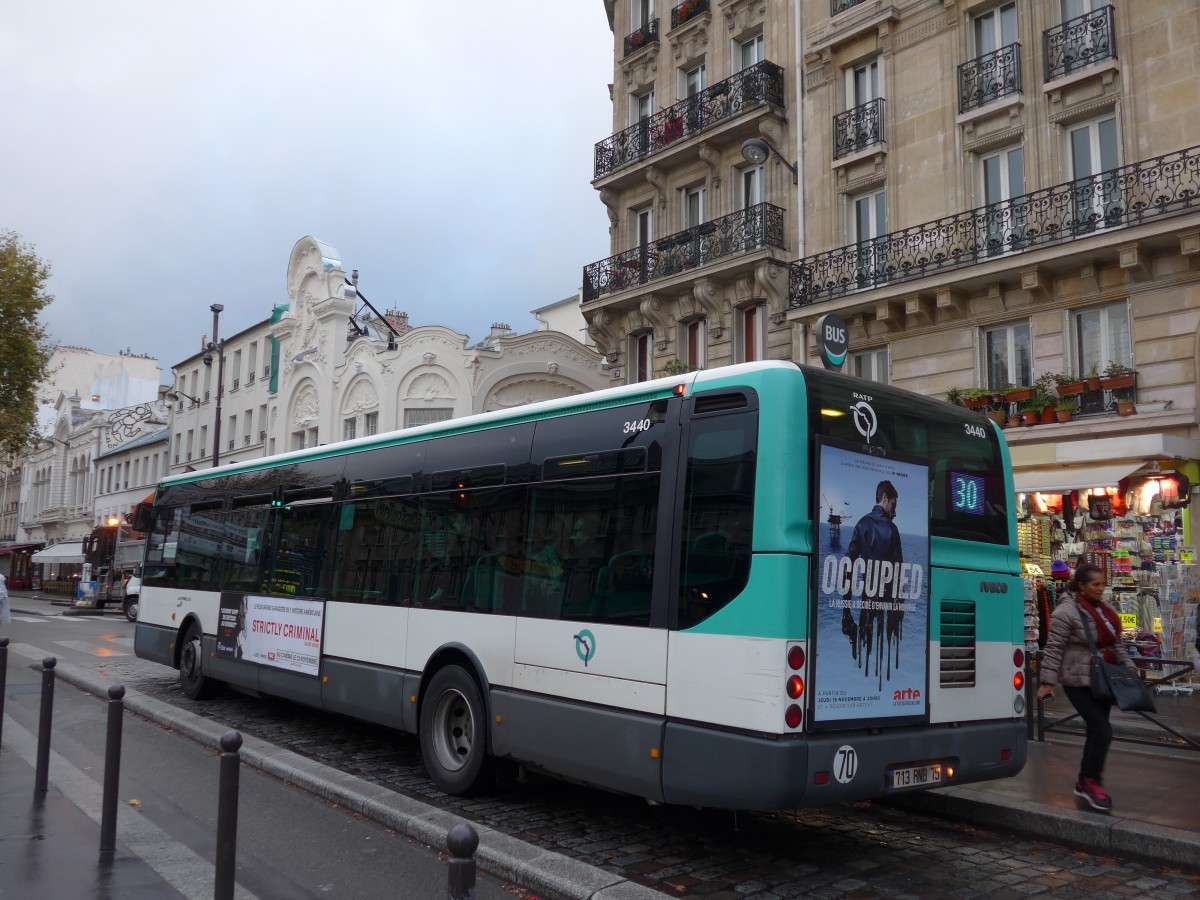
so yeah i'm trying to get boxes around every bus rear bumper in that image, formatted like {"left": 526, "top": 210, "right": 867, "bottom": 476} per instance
{"left": 662, "top": 719, "right": 1027, "bottom": 811}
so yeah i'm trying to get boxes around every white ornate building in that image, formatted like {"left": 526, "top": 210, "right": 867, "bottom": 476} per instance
{"left": 167, "top": 237, "right": 610, "bottom": 475}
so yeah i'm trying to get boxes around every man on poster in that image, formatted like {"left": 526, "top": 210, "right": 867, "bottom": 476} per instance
{"left": 840, "top": 480, "right": 904, "bottom": 679}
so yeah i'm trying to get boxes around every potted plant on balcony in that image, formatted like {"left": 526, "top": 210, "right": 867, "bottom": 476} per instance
{"left": 1100, "top": 361, "right": 1136, "bottom": 391}
{"left": 1054, "top": 372, "right": 1087, "bottom": 397}
{"left": 1004, "top": 384, "right": 1034, "bottom": 403}
{"left": 1084, "top": 365, "right": 1102, "bottom": 391}
{"left": 1020, "top": 399, "right": 1042, "bottom": 427}
{"left": 963, "top": 388, "right": 992, "bottom": 410}
{"left": 1055, "top": 399, "right": 1076, "bottom": 423}
{"left": 679, "top": 0, "right": 699, "bottom": 22}
{"left": 944, "top": 386, "right": 964, "bottom": 406}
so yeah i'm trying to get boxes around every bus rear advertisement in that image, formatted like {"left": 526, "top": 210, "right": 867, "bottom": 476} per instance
{"left": 134, "top": 361, "right": 1026, "bottom": 810}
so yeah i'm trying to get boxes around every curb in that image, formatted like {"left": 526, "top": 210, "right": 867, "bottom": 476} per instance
{"left": 47, "top": 659, "right": 663, "bottom": 900}
{"left": 888, "top": 782, "right": 1200, "bottom": 870}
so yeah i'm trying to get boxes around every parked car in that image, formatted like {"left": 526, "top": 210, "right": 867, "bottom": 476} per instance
{"left": 123, "top": 572, "right": 141, "bottom": 622}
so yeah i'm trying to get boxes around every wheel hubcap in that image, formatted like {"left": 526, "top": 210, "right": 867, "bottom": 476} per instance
{"left": 431, "top": 688, "right": 474, "bottom": 773}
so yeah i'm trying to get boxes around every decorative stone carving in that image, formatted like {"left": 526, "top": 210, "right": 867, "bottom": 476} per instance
{"left": 697, "top": 142, "right": 721, "bottom": 190}
{"left": 407, "top": 372, "right": 453, "bottom": 403}
{"left": 755, "top": 260, "right": 787, "bottom": 322}
{"left": 489, "top": 377, "right": 584, "bottom": 410}
{"left": 292, "top": 384, "right": 319, "bottom": 429}
{"left": 341, "top": 379, "right": 378, "bottom": 417}
{"left": 645, "top": 165, "right": 669, "bottom": 212}
{"left": 422, "top": 352, "right": 436, "bottom": 366}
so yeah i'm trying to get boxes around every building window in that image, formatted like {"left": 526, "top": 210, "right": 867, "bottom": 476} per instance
{"left": 405, "top": 408, "right": 453, "bottom": 428}
{"left": 736, "top": 32, "right": 763, "bottom": 71}
{"left": 344, "top": 418, "right": 356, "bottom": 441}
{"left": 982, "top": 320, "right": 1032, "bottom": 389}
{"left": 365, "top": 412, "right": 379, "bottom": 436}
{"left": 682, "top": 319, "right": 706, "bottom": 369}
{"left": 681, "top": 62, "right": 706, "bottom": 134}
{"left": 633, "top": 0, "right": 654, "bottom": 28}
{"left": 683, "top": 185, "right": 706, "bottom": 229}
{"left": 739, "top": 304, "right": 767, "bottom": 363}
{"left": 850, "top": 188, "right": 887, "bottom": 289}
{"left": 738, "top": 164, "right": 763, "bottom": 208}
{"left": 975, "top": 2, "right": 1017, "bottom": 54}
{"left": 852, "top": 348, "right": 889, "bottom": 384}
{"left": 1074, "top": 301, "right": 1130, "bottom": 377}
{"left": 631, "top": 87, "right": 655, "bottom": 128}
{"left": 632, "top": 332, "right": 654, "bottom": 382}
{"left": 981, "top": 144, "right": 1026, "bottom": 253}
{"left": 961, "top": 3, "right": 1020, "bottom": 112}
{"left": 1068, "top": 114, "right": 1121, "bottom": 231}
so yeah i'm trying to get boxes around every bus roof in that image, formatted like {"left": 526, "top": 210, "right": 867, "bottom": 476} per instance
{"left": 158, "top": 360, "right": 802, "bottom": 487}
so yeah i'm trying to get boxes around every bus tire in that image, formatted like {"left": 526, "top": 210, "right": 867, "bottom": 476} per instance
{"left": 419, "top": 665, "right": 491, "bottom": 796}
{"left": 179, "top": 624, "right": 217, "bottom": 700}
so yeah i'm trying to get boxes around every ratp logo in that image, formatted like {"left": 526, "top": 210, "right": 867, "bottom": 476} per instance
{"left": 851, "top": 400, "right": 878, "bottom": 442}
{"left": 574, "top": 630, "right": 596, "bottom": 667}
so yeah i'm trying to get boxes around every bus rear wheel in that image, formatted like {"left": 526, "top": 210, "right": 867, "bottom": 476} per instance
{"left": 419, "top": 665, "right": 490, "bottom": 796}
{"left": 178, "top": 624, "right": 217, "bottom": 700}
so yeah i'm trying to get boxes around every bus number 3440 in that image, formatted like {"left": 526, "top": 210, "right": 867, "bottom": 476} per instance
{"left": 623, "top": 418, "right": 653, "bottom": 434}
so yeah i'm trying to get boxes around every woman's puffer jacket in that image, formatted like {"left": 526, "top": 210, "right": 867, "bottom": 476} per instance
{"left": 1040, "top": 596, "right": 1134, "bottom": 688}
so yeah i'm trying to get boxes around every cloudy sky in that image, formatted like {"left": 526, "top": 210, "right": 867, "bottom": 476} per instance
{"left": 2, "top": 3, "right": 614, "bottom": 381}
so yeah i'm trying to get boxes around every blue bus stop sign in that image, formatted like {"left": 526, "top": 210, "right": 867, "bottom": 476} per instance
{"left": 815, "top": 313, "right": 849, "bottom": 370}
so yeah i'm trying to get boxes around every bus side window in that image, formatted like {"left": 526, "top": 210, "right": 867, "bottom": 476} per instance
{"left": 678, "top": 411, "right": 757, "bottom": 629}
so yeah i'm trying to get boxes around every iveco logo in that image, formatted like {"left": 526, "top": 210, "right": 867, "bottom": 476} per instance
{"left": 980, "top": 581, "right": 1009, "bottom": 594}
{"left": 851, "top": 400, "right": 878, "bottom": 442}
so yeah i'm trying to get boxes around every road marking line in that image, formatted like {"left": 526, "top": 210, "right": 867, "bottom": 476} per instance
{"left": 1, "top": 715, "right": 260, "bottom": 900}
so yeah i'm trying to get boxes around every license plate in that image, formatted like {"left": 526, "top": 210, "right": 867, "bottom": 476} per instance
{"left": 889, "top": 763, "right": 942, "bottom": 790}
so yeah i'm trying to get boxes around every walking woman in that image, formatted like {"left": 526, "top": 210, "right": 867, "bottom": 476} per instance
{"left": 1035, "top": 561, "right": 1135, "bottom": 811}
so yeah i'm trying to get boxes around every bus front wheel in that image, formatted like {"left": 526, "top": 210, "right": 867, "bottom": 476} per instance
{"left": 419, "top": 665, "right": 490, "bottom": 795}
{"left": 178, "top": 624, "right": 216, "bottom": 700}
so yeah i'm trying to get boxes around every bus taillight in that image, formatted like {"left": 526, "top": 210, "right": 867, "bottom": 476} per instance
{"left": 787, "top": 645, "right": 805, "bottom": 669}
{"left": 1013, "top": 671, "right": 1024, "bottom": 691}
{"left": 787, "top": 675, "right": 804, "bottom": 699}
{"left": 1013, "top": 648, "right": 1024, "bottom": 668}
{"left": 785, "top": 705, "right": 803, "bottom": 728}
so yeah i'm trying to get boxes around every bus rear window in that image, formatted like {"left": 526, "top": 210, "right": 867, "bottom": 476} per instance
{"left": 805, "top": 371, "right": 1009, "bottom": 545}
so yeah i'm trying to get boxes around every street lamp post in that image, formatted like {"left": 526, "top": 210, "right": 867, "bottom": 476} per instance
{"left": 205, "top": 303, "right": 226, "bottom": 467}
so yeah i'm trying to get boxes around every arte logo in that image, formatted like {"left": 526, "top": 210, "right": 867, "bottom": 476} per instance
{"left": 893, "top": 687, "right": 922, "bottom": 701}
{"left": 851, "top": 400, "right": 877, "bottom": 442}
{"left": 574, "top": 629, "right": 596, "bottom": 667}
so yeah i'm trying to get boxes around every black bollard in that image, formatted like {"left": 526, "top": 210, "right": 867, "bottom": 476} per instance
{"left": 447, "top": 823, "right": 479, "bottom": 900}
{"left": 214, "top": 730, "right": 243, "bottom": 900}
{"left": 34, "top": 656, "right": 56, "bottom": 796}
{"left": 99, "top": 685, "right": 126, "bottom": 853}
{"left": 0, "top": 637, "right": 8, "bottom": 749}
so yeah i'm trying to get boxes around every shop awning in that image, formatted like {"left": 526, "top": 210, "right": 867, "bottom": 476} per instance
{"left": 1013, "top": 461, "right": 1144, "bottom": 494}
{"left": 0, "top": 542, "right": 42, "bottom": 556}
{"left": 30, "top": 541, "right": 86, "bottom": 564}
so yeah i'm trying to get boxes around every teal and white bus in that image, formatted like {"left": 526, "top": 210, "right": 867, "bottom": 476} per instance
{"left": 134, "top": 361, "right": 1026, "bottom": 810}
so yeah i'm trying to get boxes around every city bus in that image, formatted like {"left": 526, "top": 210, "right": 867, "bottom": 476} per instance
{"left": 133, "top": 361, "right": 1026, "bottom": 810}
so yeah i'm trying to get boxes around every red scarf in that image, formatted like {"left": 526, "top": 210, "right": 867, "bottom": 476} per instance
{"left": 1077, "top": 593, "right": 1122, "bottom": 662}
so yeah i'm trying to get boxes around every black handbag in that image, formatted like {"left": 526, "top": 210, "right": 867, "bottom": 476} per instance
{"left": 1076, "top": 602, "right": 1156, "bottom": 713}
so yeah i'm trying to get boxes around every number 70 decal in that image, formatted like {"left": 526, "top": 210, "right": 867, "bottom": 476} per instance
{"left": 834, "top": 745, "right": 858, "bottom": 784}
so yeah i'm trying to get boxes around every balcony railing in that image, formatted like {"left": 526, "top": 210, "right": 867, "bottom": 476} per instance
{"left": 623, "top": 19, "right": 659, "bottom": 57}
{"left": 594, "top": 61, "right": 785, "bottom": 179}
{"left": 583, "top": 203, "right": 785, "bottom": 303}
{"left": 671, "top": 0, "right": 708, "bottom": 29}
{"left": 788, "top": 144, "right": 1200, "bottom": 307}
{"left": 831, "top": 0, "right": 867, "bottom": 14}
{"left": 958, "top": 42, "right": 1021, "bottom": 114}
{"left": 833, "top": 98, "right": 885, "bottom": 159}
{"left": 1044, "top": 5, "right": 1116, "bottom": 82}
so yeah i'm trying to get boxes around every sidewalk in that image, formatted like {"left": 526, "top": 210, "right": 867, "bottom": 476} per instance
{"left": 7, "top": 588, "right": 129, "bottom": 618}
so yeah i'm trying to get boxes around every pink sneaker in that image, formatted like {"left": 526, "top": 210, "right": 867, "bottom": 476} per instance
{"left": 1074, "top": 777, "right": 1112, "bottom": 811}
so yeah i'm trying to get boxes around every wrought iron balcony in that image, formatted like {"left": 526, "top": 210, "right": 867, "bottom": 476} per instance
{"left": 671, "top": 0, "right": 709, "bottom": 29}
{"left": 833, "top": 98, "right": 885, "bottom": 160}
{"left": 958, "top": 43, "right": 1021, "bottom": 114}
{"left": 788, "top": 144, "right": 1200, "bottom": 308}
{"left": 831, "top": 0, "right": 868, "bottom": 14}
{"left": 583, "top": 203, "right": 785, "bottom": 303}
{"left": 1044, "top": 5, "right": 1116, "bottom": 82}
{"left": 594, "top": 61, "right": 785, "bottom": 179}
{"left": 623, "top": 19, "right": 659, "bottom": 57}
